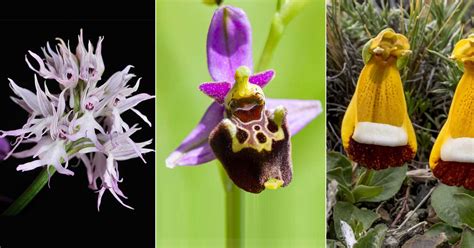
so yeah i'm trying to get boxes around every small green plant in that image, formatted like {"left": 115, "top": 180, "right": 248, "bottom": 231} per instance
{"left": 327, "top": 152, "right": 406, "bottom": 247}
{"left": 428, "top": 184, "right": 474, "bottom": 246}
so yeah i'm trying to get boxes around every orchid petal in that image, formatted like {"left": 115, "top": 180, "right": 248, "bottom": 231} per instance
{"left": 199, "top": 81, "right": 232, "bottom": 103}
{"left": 10, "top": 97, "right": 34, "bottom": 114}
{"left": 76, "top": 29, "right": 105, "bottom": 82}
{"left": 207, "top": 6, "right": 253, "bottom": 82}
{"left": 130, "top": 108, "right": 152, "bottom": 127}
{"left": 17, "top": 160, "right": 43, "bottom": 172}
{"left": 249, "top": 69, "right": 275, "bottom": 88}
{"left": 168, "top": 145, "right": 216, "bottom": 167}
{"left": 97, "top": 188, "right": 106, "bottom": 211}
{"left": 108, "top": 188, "right": 134, "bottom": 210}
{"left": 117, "top": 93, "right": 154, "bottom": 114}
{"left": 266, "top": 98, "right": 322, "bottom": 136}
{"left": 166, "top": 102, "right": 224, "bottom": 167}
{"left": 8, "top": 79, "right": 41, "bottom": 114}
{"left": 13, "top": 137, "right": 51, "bottom": 159}
{"left": 0, "top": 138, "right": 11, "bottom": 160}
{"left": 53, "top": 162, "right": 75, "bottom": 176}
{"left": 34, "top": 76, "right": 53, "bottom": 116}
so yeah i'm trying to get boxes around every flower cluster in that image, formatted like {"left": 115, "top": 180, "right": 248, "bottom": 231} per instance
{"left": 1, "top": 30, "right": 154, "bottom": 210}
{"left": 342, "top": 28, "right": 474, "bottom": 190}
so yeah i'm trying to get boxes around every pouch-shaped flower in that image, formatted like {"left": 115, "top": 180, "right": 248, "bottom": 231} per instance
{"left": 341, "top": 28, "right": 417, "bottom": 170}
{"left": 430, "top": 35, "right": 474, "bottom": 190}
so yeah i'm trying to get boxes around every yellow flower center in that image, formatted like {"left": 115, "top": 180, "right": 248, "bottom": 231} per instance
{"left": 367, "top": 28, "right": 411, "bottom": 60}
{"left": 451, "top": 35, "right": 474, "bottom": 64}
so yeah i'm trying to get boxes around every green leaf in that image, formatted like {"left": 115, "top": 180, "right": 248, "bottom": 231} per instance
{"left": 460, "top": 227, "right": 474, "bottom": 248}
{"left": 431, "top": 184, "right": 474, "bottom": 228}
{"left": 425, "top": 222, "right": 462, "bottom": 244}
{"left": 354, "top": 224, "right": 387, "bottom": 248}
{"left": 454, "top": 193, "right": 474, "bottom": 228}
{"left": 356, "top": 165, "right": 407, "bottom": 202}
{"left": 333, "top": 201, "right": 379, "bottom": 241}
{"left": 352, "top": 185, "right": 384, "bottom": 203}
{"left": 402, "top": 233, "right": 448, "bottom": 248}
{"left": 327, "top": 239, "right": 345, "bottom": 248}
{"left": 362, "top": 39, "right": 373, "bottom": 64}
{"left": 396, "top": 54, "right": 409, "bottom": 70}
{"left": 327, "top": 151, "right": 353, "bottom": 187}
{"left": 339, "top": 183, "right": 356, "bottom": 204}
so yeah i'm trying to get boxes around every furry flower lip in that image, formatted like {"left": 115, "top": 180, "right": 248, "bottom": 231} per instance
{"left": 165, "top": 5, "right": 321, "bottom": 193}
{"left": 430, "top": 34, "right": 474, "bottom": 190}
{"left": 341, "top": 28, "right": 417, "bottom": 170}
{"left": 1, "top": 30, "right": 154, "bottom": 210}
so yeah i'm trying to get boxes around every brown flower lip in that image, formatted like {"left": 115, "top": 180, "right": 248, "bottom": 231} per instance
{"left": 209, "top": 110, "right": 292, "bottom": 193}
{"left": 346, "top": 138, "right": 415, "bottom": 170}
{"left": 432, "top": 161, "right": 474, "bottom": 190}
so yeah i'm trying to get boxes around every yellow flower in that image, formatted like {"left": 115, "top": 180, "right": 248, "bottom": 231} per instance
{"left": 341, "top": 28, "right": 417, "bottom": 170}
{"left": 430, "top": 35, "right": 474, "bottom": 190}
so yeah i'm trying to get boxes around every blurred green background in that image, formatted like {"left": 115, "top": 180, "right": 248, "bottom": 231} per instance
{"left": 156, "top": 0, "right": 326, "bottom": 247}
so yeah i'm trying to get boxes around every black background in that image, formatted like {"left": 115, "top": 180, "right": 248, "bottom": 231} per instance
{"left": 0, "top": 1, "right": 155, "bottom": 247}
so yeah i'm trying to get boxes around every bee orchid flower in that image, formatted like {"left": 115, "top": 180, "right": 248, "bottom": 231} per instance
{"left": 341, "top": 28, "right": 417, "bottom": 170}
{"left": 430, "top": 35, "right": 474, "bottom": 190}
{"left": 166, "top": 5, "right": 322, "bottom": 193}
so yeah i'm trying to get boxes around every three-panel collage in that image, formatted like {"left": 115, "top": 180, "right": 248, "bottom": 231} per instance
{"left": 0, "top": 0, "right": 473, "bottom": 247}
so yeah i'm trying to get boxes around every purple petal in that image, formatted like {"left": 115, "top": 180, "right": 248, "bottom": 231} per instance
{"left": 166, "top": 102, "right": 224, "bottom": 167}
{"left": 266, "top": 98, "right": 322, "bottom": 136}
{"left": 249, "top": 70, "right": 275, "bottom": 88}
{"left": 199, "top": 82, "right": 232, "bottom": 104}
{"left": 0, "top": 138, "right": 11, "bottom": 160}
{"left": 207, "top": 5, "right": 253, "bottom": 82}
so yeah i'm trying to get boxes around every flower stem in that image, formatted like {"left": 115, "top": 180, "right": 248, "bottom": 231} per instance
{"left": 220, "top": 165, "right": 245, "bottom": 248}
{"left": 256, "top": 0, "right": 309, "bottom": 72}
{"left": 2, "top": 166, "right": 56, "bottom": 216}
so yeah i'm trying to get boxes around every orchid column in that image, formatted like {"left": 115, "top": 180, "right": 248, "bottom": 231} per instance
{"left": 166, "top": 4, "right": 321, "bottom": 248}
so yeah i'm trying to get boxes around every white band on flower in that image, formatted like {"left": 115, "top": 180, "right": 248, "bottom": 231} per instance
{"left": 441, "top": 137, "right": 474, "bottom": 163}
{"left": 353, "top": 122, "right": 408, "bottom": 147}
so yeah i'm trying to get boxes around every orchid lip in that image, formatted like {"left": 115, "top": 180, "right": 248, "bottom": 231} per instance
{"left": 165, "top": 99, "right": 322, "bottom": 168}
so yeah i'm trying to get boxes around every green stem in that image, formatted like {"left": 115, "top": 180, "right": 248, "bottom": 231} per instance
{"left": 256, "top": 0, "right": 310, "bottom": 72}
{"left": 256, "top": 14, "right": 285, "bottom": 72}
{"left": 220, "top": 165, "right": 245, "bottom": 248}
{"left": 2, "top": 166, "right": 56, "bottom": 216}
